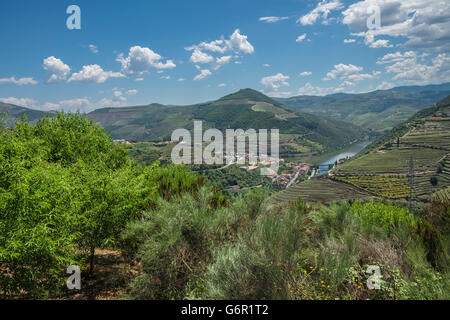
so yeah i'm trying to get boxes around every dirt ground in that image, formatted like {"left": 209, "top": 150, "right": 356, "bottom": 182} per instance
{"left": 60, "top": 249, "right": 139, "bottom": 300}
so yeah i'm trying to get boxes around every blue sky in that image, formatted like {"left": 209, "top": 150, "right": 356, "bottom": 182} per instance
{"left": 0, "top": 0, "right": 449, "bottom": 112}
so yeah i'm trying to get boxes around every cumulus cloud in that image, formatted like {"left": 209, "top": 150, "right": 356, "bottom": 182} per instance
{"left": 212, "top": 55, "right": 232, "bottom": 70}
{"left": 177, "top": 78, "right": 185, "bottom": 82}
{"left": 263, "top": 63, "right": 270, "bottom": 67}
{"left": 296, "top": 33, "right": 308, "bottom": 42}
{"left": 117, "top": 46, "right": 176, "bottom": 76}
{"left": 185, "top": 40, "right": 228, "bottom": 54}
{"left": 185, "top": 29, "right": 254, "bottom": 79}
{"left": 218, "top": 83, "right": 227, "bottom": 87}
{"left": 344, "top": 39, "right": 356, "bottom": 43}
{"left": 0, "top": 77, "right": 37, "bottom": 85}
{"left": 190, "top": 49, "right": 214, "bottom": 64}
{"left": 43, "top": 56, "right": 71, "bottom": 83}
{"left": 259, "top": 16, "right": 289, "bottom": 23}
{"left": 323, "top": 63, "right": 381, "bottom": 82}
{"left": 194, "top": 69, "right": 212, "bottom": 81}
{"left": 300, "top": 71, "right": 312, "bottom": 76}
{"left": 89, "top": 44, "right": 99, "bottom": 54}
{"left": 364, "top": 34, "right": 393, "bottom": 48}
{"left": 68, "top": 64, "right": 124, "bottom": 83}
{"left": 298, "top": 0, "right": 343, "bottom": 25}
{"left": 377, "top": 51, "right": 450, "bottom": 84}
{"left": 226, "top": 29, "right": 254, "bottom": 54}
{"left": 0, "top": 97, "right": 37, "bottom": 108}
{"left": 342, "top": 0, "right": 450, "bottom": 51}
{"left": 261, "top": 73, "right": 290, "bottom": 91}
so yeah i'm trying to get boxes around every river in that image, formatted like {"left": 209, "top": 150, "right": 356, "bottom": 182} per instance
{"left": 317, "top": 141, "right": 371, "bottom": 176}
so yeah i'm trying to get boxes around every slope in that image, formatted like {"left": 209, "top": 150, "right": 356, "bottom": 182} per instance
{"left": 275, "top": 83, "right": 450, "bottom": 133}
{"left": 88, "top": 88, "right": 369, "bottom": 157}
{"left": 271, "top": 95, "right": 450, "bottom": 204}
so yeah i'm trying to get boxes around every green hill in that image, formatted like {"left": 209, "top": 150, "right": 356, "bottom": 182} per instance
{"left": 0, "top": 102, "right": 48, "bottom": 124}
{"left": 88, "top": 89, "right": 369, "bottom": 156}
{"left": 275, "top": 84, "right": 450, "bottom": 133}
{"left": 272, "top": 95, "right": 450, "bottom": 204}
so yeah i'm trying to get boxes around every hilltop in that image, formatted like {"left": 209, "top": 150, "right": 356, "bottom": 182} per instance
{"left": 275, "top": 83, "right": 450, "bottom": 133}
{"left": 272, "top": 94, "right": 450, "bottom": 204}
{"left": 0, "top": 102, "right": 48, "bottom": 124}
{"left": 87, "top": 89, "right": 369, "bottom": 157}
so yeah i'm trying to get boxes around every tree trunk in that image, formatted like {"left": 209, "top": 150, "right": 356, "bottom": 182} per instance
{"left": 89, "top": 246, "right": 95, "bottom": 275}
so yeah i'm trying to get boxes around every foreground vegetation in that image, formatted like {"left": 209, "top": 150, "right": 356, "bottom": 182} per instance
{"left": 0, "top": 113, "right": 448, "bottom": 300}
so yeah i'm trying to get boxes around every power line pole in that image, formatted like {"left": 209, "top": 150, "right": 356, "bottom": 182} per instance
{"left": 409, "top": 154, "right": 414, "bottom": 212}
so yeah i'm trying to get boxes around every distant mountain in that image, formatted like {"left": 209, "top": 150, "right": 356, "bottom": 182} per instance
{"left": 88, "top": 88, "right": 369, "bottom": 154}
{"left": 275, "top": 82, "right": 450, "bottom": 133}
{"left": 386, "top": 82, "right": 450, "bottom": 93}
{"left": 0, "top": 102, "right": 48, "bottom": 124}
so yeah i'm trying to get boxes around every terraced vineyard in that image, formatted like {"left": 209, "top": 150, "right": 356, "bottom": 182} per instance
{"left": 431, "top": 187, "right": 450, "bottom": 202}
{"left": 271, "top": 95, "right": 450, "bottom": 204}
{"left": 270, "top": 177, "right": 371, "bottom": 204}
{"left": 332, "top": 175, "right": 409, "bottom": 199}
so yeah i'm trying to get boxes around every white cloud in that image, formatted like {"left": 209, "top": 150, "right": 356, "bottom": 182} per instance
{"left": 300, "top": 71, "right": 312, "bottom": 76}
{"left": 259, "top": 16, "right": 289, "bottom": 23}
{"left": 117, "top": 46, "right": 176, "bottom": 76}
{"left": 296, "top": 33, "right": 308, "bottom": 42}
{"left": 194, "top": 69, "right": 212, "bottom": 81}
{"left": 212, "top": 55, "right": 232, "bottom": 70}
{"left": 186, "top": 29, "right": 253, "bottom": 77}
{"left": 377, "top": 51, "right": 450, "bottom": 84}
{"left": 261, "top": 73, "right": 290, "bottom": 91}
{"left": 185, "top": 40, "right": 227, "bottom": 54}
{"left": 364, "top": 34, "right": 393, "bottom": 48}
{"left": 323, "top": 63, "right": 381, "bottom": 82}
{"left": 126, "top": 89, "right": 138, "bottom": 95}
{"left": 135, "top": 78, "right": 144, "bottom": 81}
{"left": 297, "top": 83, "right": 328, "bottom": 96}
{"left": 226, "top": 29, "right": 255, "bottom": 54}
{"left": 56, "top": 95, "right": 128, "bottom": 113}
{"left": 218, "top": 83, "right": 227, "bottom": 87}
{"left": 342, "top": 0, "right": 450, "bottom": 51}
{"left": 89, "top": 44, "right": 99, "bottom": 54}
{"left": 0, "top": 77, "right": 37, "bottom": 85}
{"left": 42, "top": 102, "right": 60, "bottom": 110}
{"left": 43, "top": 56, "right": 71, "bottom": 83}
{"left": 177, "top": 78, "right": 185, "bottom": 82}
{"left": 190, "top": 49, "right": 214, "bottom": 64}
{"left": 263, "top": 63, "right": 270, "bottom": 67}
{"left": 160, "top": 75, "right": 171, "bottom": 80}
{"left": 298, "top": 0, "right": 343, "bottom": 25}
{"left": 216, "top": 55, "right": 232, "bottom": 65}
{"left": 68, "top": 64, "right": 124, "bottom": 83}
{"left": 186, "top": 29, "right": 254, "bottom": 55}
{"left": 375, "top": 81, "right": 395, "bottom": 90}
{"left": 344, "top": 39, "right": 356, "bottom": 43}
{"left": 113, "top": 90, "right": 127, "bottom": 102}
{"left": 0, "top": 97, "right": 37, "bottom": 108}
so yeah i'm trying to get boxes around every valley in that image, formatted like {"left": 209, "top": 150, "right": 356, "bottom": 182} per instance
{"left": 272, "top": 95, "right": 450, "bottom": 205}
